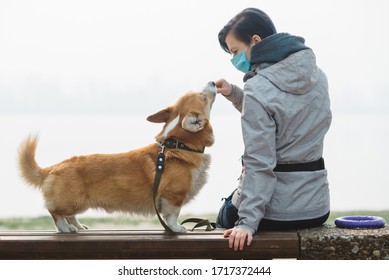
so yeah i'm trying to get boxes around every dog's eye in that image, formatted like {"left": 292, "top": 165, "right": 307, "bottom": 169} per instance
{"left": 202, "top": 95, "right": 207, "bottom": 102}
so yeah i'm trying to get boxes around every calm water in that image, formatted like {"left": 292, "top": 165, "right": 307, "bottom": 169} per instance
{"left": 1, "top": 113, "right": 388, "bottom": 218}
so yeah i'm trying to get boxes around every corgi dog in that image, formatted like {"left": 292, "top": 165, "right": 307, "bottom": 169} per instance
{"left": 18, "top": 82, "right": 216, "bottom": 233}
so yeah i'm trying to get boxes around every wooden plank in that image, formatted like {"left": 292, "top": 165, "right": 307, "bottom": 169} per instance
{"left": 0, "top": 230, "right": 299, "bottom": 260}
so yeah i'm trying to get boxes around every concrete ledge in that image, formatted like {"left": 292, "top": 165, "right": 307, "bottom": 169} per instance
{"left": 298, "top": 224, "right": 389, "bottom": 259}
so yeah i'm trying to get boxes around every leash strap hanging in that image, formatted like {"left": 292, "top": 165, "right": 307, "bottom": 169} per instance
{"left": 180, "top": 218, "right": 216, "bottom": 231}
{"left": 152, "top": 146, "right": 176, "bottom": 235}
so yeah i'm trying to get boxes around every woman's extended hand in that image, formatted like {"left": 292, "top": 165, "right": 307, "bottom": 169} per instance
{"left": 215, "top": 79, "right": 233, "bottom": 96}
{"left": 224, "top": 227, "right": 253, "bottom": 251}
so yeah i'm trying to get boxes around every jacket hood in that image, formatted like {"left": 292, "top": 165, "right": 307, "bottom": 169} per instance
{"left": 245, "top": 33, "right": 318, "bottom": 95}
{"left": 258, "top": 49, "right": 319, "bottom": 95}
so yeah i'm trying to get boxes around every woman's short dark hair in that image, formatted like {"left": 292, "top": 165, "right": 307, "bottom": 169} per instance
{"left": 218, "top": 8, "right": 277, "bottom": 53}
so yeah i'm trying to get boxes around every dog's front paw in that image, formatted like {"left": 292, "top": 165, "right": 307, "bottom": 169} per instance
{"left": 58, "top": 224, "right": 79, "bottom": 233}
{"left": 171, "top": 224, "right": 187, "bottom": 233}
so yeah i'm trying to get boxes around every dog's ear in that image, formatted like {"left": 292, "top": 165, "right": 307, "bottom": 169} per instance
{"left": 182, "top": 112, "right": 208, "bottom": 132}
{"left": 147, "top": 107, "right": 171, "bottom": 123}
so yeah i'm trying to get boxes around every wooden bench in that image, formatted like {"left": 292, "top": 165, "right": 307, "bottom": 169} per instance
{"left": 1, "top": 225, "right": 388, "bottom": 259}
{"left": 0, "top": 229, "right": 298, "bottom": 260}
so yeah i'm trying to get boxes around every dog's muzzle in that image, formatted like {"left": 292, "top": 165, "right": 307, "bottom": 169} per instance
{"left": 203, "top": 81, "right": 217, "bottom": 104}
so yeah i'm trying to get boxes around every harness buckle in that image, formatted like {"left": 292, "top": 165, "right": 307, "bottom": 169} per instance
{"left": 156, "top": 145, "right": 166, "bottom": 173}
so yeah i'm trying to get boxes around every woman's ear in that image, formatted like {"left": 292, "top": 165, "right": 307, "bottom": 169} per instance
{"left": 146, "top": 107, "right": 171, "bottom": 123}
{"left": 252, "top": 34, "right": 261, "bottom": 44}
{"left": 182, "top": 112, "right": 208, "bottom": 132}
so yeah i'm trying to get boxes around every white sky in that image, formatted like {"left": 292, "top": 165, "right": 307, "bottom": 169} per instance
{"left": 0, "top": 0, "right": 388, "bottom": 115}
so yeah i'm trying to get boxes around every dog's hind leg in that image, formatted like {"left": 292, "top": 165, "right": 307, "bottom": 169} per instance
{"left": 66, "top": 216, "right": 88, "bottom": 230}
{"left": 50, "top": 212, "right": 78, "bottom": 233}
{"left": 160, "top": 198, "right": 186, "bottom": 233}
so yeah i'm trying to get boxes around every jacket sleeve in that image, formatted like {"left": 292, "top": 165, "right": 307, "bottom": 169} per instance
{"left": 224, "top": 84, "right": 244, "bottom": 112}
{"left": 235, "top": 81, "right": 278, "bottom": 233}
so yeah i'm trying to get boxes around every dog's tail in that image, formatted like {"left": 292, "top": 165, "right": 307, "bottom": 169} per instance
{"left": 18, "top": 135, "right": 48, "bottom": 188}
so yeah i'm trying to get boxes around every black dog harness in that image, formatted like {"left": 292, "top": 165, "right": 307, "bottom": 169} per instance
{"left": 152, "top": 138, "right": 213, "bottom": 234}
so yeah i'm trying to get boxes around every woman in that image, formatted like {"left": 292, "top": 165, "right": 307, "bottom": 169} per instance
{"left": 215, "top": 8, "right": 331, "bottom": 251}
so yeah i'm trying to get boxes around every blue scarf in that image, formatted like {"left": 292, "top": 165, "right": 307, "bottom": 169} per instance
{"left": 251, "top": 32, "right": 309, "bottom": 64}
{"left": 244, "top": 33, "right": 309, "bottom": 82}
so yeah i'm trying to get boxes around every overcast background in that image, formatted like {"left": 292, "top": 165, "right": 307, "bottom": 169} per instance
{"left": 1, "top": 0, "right": 388, "bottom": 115}
{"left": 1, "top": 0, "right": 388, "bottom": 218}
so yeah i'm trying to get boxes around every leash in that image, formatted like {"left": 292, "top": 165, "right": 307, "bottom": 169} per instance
{"left": 152, "top": 139, "right": 216, "bottom": 234}
{"left": 152, "top": 145, "right": 176, "bottom": 234}
{"left": 180, "top": 218, "right": 216, "bottom": 231}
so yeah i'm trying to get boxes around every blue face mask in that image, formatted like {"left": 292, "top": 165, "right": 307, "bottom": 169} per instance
{"left": 230, "top": 49, "right": 251, "bottom": 73}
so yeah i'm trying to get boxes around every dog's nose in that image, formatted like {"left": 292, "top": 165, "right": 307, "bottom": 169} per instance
{"left": 203, "top": 82, "right": 217, "bottom": 95}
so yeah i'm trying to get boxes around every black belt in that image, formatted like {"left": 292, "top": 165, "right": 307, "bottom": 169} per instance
{"left": 274, "top": 157, "right": 325, "bottom": 172}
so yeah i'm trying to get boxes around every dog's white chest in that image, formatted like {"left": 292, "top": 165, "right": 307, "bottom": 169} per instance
{"left": 185, "top": 154, "right": 211, "bottom": 204}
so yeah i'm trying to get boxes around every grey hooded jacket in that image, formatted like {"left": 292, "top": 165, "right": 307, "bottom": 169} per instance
{"left": 226, "top": 33, "right": 331, "bottom": 233}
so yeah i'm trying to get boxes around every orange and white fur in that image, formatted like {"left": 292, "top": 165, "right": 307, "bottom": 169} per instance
{"left": 18, "top": 82, "right": 216, "bottom": 233}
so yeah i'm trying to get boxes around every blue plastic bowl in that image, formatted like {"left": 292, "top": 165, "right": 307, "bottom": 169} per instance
{"left": 334, "top": 216, "right": 386, "bottom": 229}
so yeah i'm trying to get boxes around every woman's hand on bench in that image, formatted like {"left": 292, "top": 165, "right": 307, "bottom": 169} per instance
{"left": 224, "top": 227, "right": 253, "bottom": 251}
